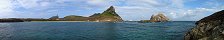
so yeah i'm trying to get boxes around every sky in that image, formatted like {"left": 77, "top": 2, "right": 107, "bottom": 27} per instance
{"left": 0, "top": 0, "right": 224, "bottom": 21}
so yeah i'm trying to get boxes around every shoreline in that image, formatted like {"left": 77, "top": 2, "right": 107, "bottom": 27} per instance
{"left": 31, "top": 21, "right": 94, "bottom": 22}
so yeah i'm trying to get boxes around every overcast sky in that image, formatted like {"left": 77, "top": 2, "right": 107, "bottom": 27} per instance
{"left": 0, "top": 0, "right": 224, "bottom": 21}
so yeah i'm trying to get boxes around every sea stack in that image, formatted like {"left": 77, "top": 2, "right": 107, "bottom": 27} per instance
{"left": 139, "top": 13, "right": 169, "bottom": 23}
{"left": 184, "top": 10, "right": 224, "bottom": 40}
{"left": 89, "top": 6, "right": 123, "bottom": 22}
{"left": 150, "top": 13, "right": 169, "bottom": 22}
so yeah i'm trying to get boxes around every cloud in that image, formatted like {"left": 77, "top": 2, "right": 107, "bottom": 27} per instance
{"left": 86, "top": 0, "right": 123, "bottom": 8}
{"left": 15, "top": 0, "right": 39, "bottom": 9}
{"left": 124, "top": 0, "right": 165, "bottom": 7}
{"left": 0, "top": 0, "right": 15, "bottom": 18}
{"left": 14, "top": 0, "right": 53, "bottom": 9}
{"left": 0, "top": 0, "right": 223, "bottom": 21}
{"left": 116, "top": 6, "right": 158, "bottom": 20}
{"left": 169, "top": 8, "right": 221, "bottom": 21}
{"left": 171, "top": 0, "right": 184, "bottom": 8}
{"left": 87, "top": 0, "right": 105, "bottom": 4}
{"left": 113, "top": 0, "right": 186, "bottom": 20}
{"left": 115, "top": 0, "right": 223, "bottom": 21}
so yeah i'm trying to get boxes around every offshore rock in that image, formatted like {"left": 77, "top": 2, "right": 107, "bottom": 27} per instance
{"left": 139, "top": 13, "right": 169, "bottom": 23}
{"left": 184, "top": 10, "right": 224, "bottom": 40}
{"left": 150, "top": 13, "right": 169, "bottom": 22}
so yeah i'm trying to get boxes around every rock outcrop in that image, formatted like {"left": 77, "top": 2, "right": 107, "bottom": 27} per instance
{"left": 149, "top": 13, "right": 169, "bottom": 22}
{"left": 89, "top": 6, "right": 123, "bottom": 22}
{"left": 139, "top": 13, "right": 169, "bottom": 23}
{"left": 184, "top": 10, "right": 224, "bottom": 40}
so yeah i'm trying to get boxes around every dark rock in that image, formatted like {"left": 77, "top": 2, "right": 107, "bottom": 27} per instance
{"left": 0, "top": 18, "right": 24, "bottom": 22}
{"left": 184, "top": 10, "right": 224, "bottom": 40}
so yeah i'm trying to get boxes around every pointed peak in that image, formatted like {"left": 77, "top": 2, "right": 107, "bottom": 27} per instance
{"left": 109, "top": 6, "right": 114, "bottom": 9}
{"left": 106, "top": 6, "right": 115, "bottom": 11}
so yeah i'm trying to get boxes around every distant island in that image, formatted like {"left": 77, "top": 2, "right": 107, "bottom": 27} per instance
{"left": 0, "top": 6, "right": 171, "bottom": 23}
{"left": 48, "top": 6, "right": 123, "bottom": 22}
{"left": 139, "top": 13, "right": 170, "bottom": 23}
{"left": 0, "top": 6, "right": 123, "bottom": 22}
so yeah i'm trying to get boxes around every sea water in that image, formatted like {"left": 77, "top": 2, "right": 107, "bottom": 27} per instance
{"left": 0, "top": 21, "right": 195, "bottom": 40}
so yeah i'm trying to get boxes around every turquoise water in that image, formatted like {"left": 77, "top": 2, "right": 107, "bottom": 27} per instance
{"left": 0, "top": 21, "right": 195, "bottom": 40}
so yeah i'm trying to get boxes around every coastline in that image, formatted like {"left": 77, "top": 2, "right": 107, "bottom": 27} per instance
{"left": 31, "top": 21, "right": 94, "bottom": 22}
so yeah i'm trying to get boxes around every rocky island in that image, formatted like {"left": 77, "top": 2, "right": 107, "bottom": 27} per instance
{"left": 0, "top": 6, "right": 123, "bottom": 22}
{"left": 88, "top": 6, "right": 123, "bottom": 22}
{"left": 139, "top": 13, "right": 169, "bottom": 23}
{"left": 47, "top": 6, "right": 123, "bottom": 22}
{"left": 184, "top": 10, "right": 224, "bottom": 40}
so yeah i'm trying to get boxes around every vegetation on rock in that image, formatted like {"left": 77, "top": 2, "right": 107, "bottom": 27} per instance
{"left": 63, "top": 15, "right": 89, "bottom": 21}
{"left": 185, "top": 10, "right": 224, "bottom": 40}
{"left": 88, "top": 6, "right": 123, "bottom": 22}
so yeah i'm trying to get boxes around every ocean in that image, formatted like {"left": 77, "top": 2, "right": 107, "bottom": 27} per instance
{"left": 0, "top": 21, "right": 195, "bottom": 40}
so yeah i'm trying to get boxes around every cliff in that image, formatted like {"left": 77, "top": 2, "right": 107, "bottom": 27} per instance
{"left": 184, "top": 10, "right": 224, "bottom": 40}
{"left": 89, "top": 6, "right": 123, "bottom": 22}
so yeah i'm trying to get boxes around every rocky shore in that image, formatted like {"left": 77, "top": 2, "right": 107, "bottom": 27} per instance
{"left": 184, "top": 10, "right": 224, "bottom": 40}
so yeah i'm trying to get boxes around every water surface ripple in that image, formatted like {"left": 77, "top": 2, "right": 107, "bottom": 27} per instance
{"left": 0, "top": 21, "right": 195, "bottom": 40}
